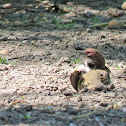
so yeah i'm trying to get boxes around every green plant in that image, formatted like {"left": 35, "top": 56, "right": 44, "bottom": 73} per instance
{"left": 62, "top": 21, "right": 76, "bottom": 29}
{"left": 43, "top": 18, "right": 49, "bottom": 23}
{"left": 52, "top": 18, "right": 61, "bottom": 28}
{"left": 0, "top": 34, "right": 3, "bottom": 37}
{"left": 115, "top": 65, "right": 119, "bottom": 69}
{"left": 0, "top": 57, "right": 9, "bottom": 64}
{"left": 45, "top": 106, "right": 51, "bottom": 112}
{"left": 56, "top": 35, "right": 62, "bottom": 39}
{"left": 73, "top": 58, "right": 82, "bottom": 64}
{"left": 21, "top": 15, "right": 29, "bottom": 24}
{"left": 52, "top": 18, "right": 76, "bottom": 29}
{"left": 52, "top": 18, "right": 57, "bottom": 24}
{"left": 100, "top": 47, "right": 106, "bottom": 52}
{"left": 24, "top": 115, "right": 32, "bottom": 120}
{"left": 6, "top": 26, "right": 12, "bottom": 30}
{"left": 93, "top": 17, "right": 100, "bottom": 24}
{"left": 65, "top": 6, "right": 73, "bottom": 10}
{"left": 12, "top": 61, "right": 17, "bottom": 65}
{"left": 34, "top": 16, "right": 42, "bottom": 23}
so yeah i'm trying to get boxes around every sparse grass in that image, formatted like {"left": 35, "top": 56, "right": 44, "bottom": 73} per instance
{"left": 42, "top": 17, "right": 49, "bottom": 23}
{"left": 12, "top": 62, "right": 17, "bottom": 65}
{"left": 34, "top": 16, "right": 42, "bottom": 23}
{"left": 65, "top": 6, "right": 73, "bottom": 10}
{"left": 62, "top": 21, "right": 76, "bottom": 29}
{"left": 100, "top": 47, "right": 106, "bottom": 51}
{"left": 6, "top": 26, "right": 12, "bottom": 30}
{"left": 93, "top": 17, "right": 100, "bottom": 24}
{"left": 73, "top": 58, "right": 82, "bottom": 64}
{"left": 22, "top": 15, "right": 29, "bottom": 24}
{"left": 0, "top": 57, "right": 9, "bottom": 64}
{"left": 115, "top": 65, "right": 119, "bottom": 69}
{"left": 44, "top": 19, "right": 49, "bottom": 23}
{"left": 52, "top": 18, "right": 58, "bottom": 24}
{"left": 56, "top": 35, "right": 62, "bottom": 40}
{"left": 52, "top": 18, "right": 76, "bottom": 29}
{"left": 24, "top": 115, "right": 32, "bottom": 120}
{"left": 0, "top": 34, "right": 3, "bottom": 37}
{"left": 45, "top": 106, "right": 51, "bottom": 112}
{"left": 52, "top": 18, "right": 61, "bottom": 28}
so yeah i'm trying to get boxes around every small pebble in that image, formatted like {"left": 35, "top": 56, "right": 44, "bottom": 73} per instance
{"left": 107, "top": 8, "right": 123, "bottom": 17}
{"left": 64, "top": 91, "right": 73, "bottom": 96}
{"left": 122, "top": 2, "right": 126, "bottom": 10}
{"left": 0, "top": 49, "right": 10, "bottom": 55}
{"left": 69, "top": 122, "right": 76, "bottom": 126}
{"left": 108, "top": 20, "right": 123, "bottom": 29}
{"left": 100, "top": 102, "right": 108, "bottom": 107}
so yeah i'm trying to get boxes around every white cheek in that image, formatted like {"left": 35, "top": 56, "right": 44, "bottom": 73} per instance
{"left": 74, "top": 64, "right": 91, "bottom": 72}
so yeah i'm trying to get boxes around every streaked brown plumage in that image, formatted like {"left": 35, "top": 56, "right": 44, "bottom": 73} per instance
{"left": 77, "top": 70, "right": 106, "bottom": 91}
{"left": 70, "top": 68, "right": 111, "bottom": 92}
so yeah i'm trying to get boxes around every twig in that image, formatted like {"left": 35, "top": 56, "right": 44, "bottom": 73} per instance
{"left": 71, "top": 101, "right": 118, "bottom": 120}
{"left": 72, "top": 110, "right": 99, "bottom": 119}
{"left": 25, "top": 113, "right": 71, "bottom": 123}
{"left": 89, "top": 22, "right": 108, "bottom": 28}
{"left": 9, "top": 99, "right": 25, "bottom": 106}
{"left": 89, "top": 20, "right": 126, "bottom": 28}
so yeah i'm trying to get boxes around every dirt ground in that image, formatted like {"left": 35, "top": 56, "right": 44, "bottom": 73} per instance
{"left": 0, "top": 0, "right": 126, "bottom": 125}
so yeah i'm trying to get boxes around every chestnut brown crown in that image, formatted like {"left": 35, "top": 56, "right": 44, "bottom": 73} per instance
{"left": 85, "top": 48, "right": 105, "bottom": 69}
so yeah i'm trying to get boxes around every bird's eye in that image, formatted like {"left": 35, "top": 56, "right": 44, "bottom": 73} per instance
{"left": 88, "top": 63, "right": 95, "bottom": 68}
{"left": 78, "top": 71, "right": 81, "bottom": 75}
{"left": 101, "top": 73, "right": 103, "bottom": 77}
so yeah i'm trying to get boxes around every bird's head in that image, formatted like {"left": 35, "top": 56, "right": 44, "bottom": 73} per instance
{"left": 85, "top": 48, "right": 105, "bottom": 69}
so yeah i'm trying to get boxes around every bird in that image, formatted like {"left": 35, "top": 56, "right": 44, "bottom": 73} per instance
{"left": 84, "top": 48, "right": 105, "bottom": 69}
{"left": 70, "top": 48, "right": 113, "bottom": 92}
{"left": 84, "top": 48, "right": 111, "bottom": 82}
{"left": 77, "top": 70, "right": 107, "bottom": 91}
{"left": 70, "top": 68, "right": 110, "bottom": 92}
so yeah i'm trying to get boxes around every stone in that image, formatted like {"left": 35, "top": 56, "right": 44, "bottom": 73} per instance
{"left": 107, "top": 8, "right": 123, "bottom": 17}
{"left": 0, "top": 49, "right": 10, "bottom": 55}
{"left": 122, "top": 2, "right": 126, "bottom": 10}
{"left": 108, "top": 20, "right": 124, "bottom": 29}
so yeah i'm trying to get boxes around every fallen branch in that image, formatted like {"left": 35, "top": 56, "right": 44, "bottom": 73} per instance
{"left": 9, "top": 99, "right": 24, "bottom": 106}
{"left": 72, "top": 110, "right": 99, "bottom": 119}
{"left": 71, "top": 102, "right": 117, "bottom": 119}
{"left": 89, "top": 20, "right": 126, "bottom": 28}
{"left": 25, "top": 113, "right": 72, "bottom": 123}
{"left": 89, "top": 22, "right": 108, "bottom": 28}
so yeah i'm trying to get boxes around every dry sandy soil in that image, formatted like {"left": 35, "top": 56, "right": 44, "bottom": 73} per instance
{"left": 0, "top": 0, "right": 126, "bottom": 125}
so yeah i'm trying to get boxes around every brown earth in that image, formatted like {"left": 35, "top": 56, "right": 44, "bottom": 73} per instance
{"left": 0, "top": 0, "right": 126, "bottom": 125}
